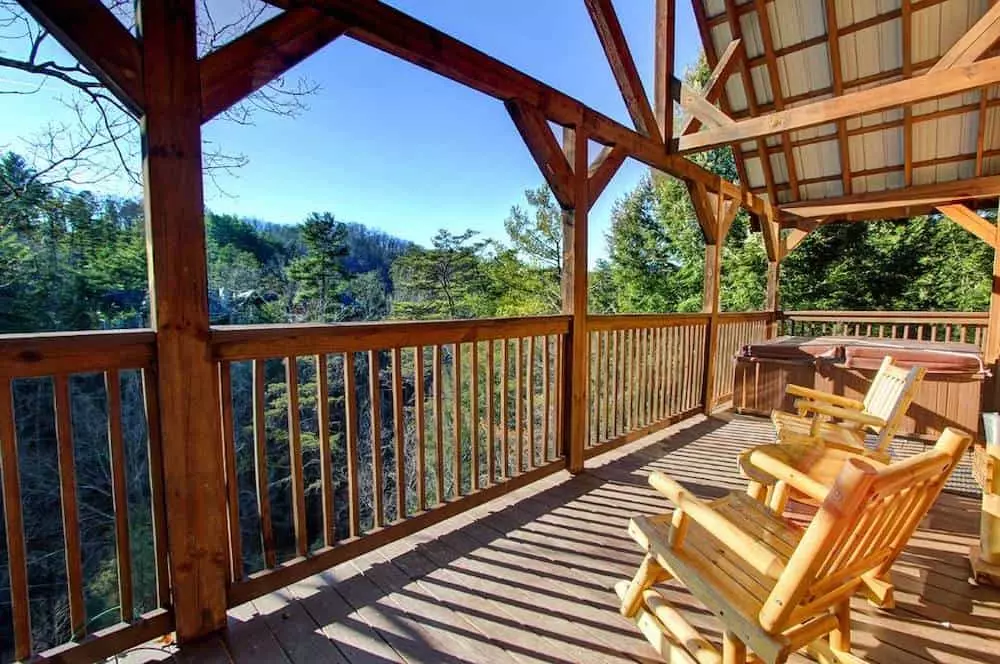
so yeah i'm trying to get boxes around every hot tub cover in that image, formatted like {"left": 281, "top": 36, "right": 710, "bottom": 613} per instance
{"left": 741, "top": 336, "right": 986, "bottom": 375}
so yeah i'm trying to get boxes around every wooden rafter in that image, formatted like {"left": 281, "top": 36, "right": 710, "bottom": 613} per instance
{"left": 781, "top": 173, "right": 1000, "bottom": 220}
{"left": 937, "top": 204, "right": 998, "bottom": 248}
{"left": 823, "top": 0, "right": 852, "bottom": 195}
{"left": 690, "top": 0, "right": 754, "bottom": 193}
{"left": 200, "top": 8, "right": 347, "bottom": 123}
{"left": 720, "top": 0, "right": 779, "bottom": 203}
{"left": 260, "top": 0, "right": 773, "bottom": 220}
{"left": 930, "top": 2, "right": 1000, "bottom": 72}
{"left": 902, "top": 0, "right": 914, "bottom": 187}
{"left": 674, "top": 80, "right": 733, "bottom": 129}
{"left": 585, "top": 0, "right": 660, "bottom": 141}
{"left": 678, "top": 55, "right": 1000, "bottom": 153}
{"left": 681, "top": 38, "right": 741, "bottom": 136}
{"left": 506, "top": 101, "right": 573, "bottom": 209}
{"left": 976, "top": 91, "right": 989, "bottom": 177}
{"left": 587, "top": 145, "right": 628, "bottom": 209}
{"left": 654, "top": 0, "right": 676, "bottom": 145}
{"left": 751, "top": 0, "right": 800, "bottom": 201}
{"left": 20, "top": 0, "right": 144, "bottom": 116}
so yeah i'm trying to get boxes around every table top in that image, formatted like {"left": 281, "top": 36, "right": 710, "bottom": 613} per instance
{"left": 738, "top": 441, "right": 887, "bottom": 487}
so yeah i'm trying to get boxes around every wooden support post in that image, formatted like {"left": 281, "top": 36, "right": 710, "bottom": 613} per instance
{"left": 701, "top": 242, "right": 721, "bottom": 414}
{"left": 561, "top": 127, "right": 589, "bottom": 474}
{"left": 138, "top": 0, "right": 229, "bottom": 642}
{"left": 766, "top": 261, "right": 780, "bottom": 338}
{"left": 985, "top": 203, "right": 1000, "bottom": 417}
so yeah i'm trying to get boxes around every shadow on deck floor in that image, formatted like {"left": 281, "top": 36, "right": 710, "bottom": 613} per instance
{"left": 132, "top": 414, "right": 1000, "bottom": 664}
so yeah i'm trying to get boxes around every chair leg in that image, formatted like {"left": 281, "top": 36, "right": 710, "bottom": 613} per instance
{"left": 830, "top": 600, "right": 851, "bottom": 652}
{"left": 861, "top": 571, "right": 895, "bottom": 609}
{"left": 768, "top": 480, "right": 790, "bottom": 513}
{"left": 747, "top": 480, "right": 768, "bottom": 503}
{"left": 620, "top": 554, "right": 669, "bottom": 618}
{"left": 722, "top": 631, "right": 747, "bottom": 664}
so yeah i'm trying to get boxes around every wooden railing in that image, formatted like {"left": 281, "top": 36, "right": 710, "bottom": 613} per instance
{"left": 0, "top": 331, "right": 172, "bottom": 663}
{"left": 210, "top": 316, "right": 570, "bottom": 604}
{"left": 0, "top": 309, "right": 782, "bottom": 659}
{"left": 712, "top": 313, "right": 773, "bottom": 407}
{"left": 585, "top": 314, "right": 710, "bottom": 454}
{"left": 779, "top": 311, "right": 989, "bottom": 347}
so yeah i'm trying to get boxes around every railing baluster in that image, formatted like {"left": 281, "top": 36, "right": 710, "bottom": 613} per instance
{"left": 543, "top": 335, "right": 551, "bottom": 460}
{"left": 106, "top": 369, "right": 133, "bottom": 620}
{"left": 527, "top": 335, "right": 535, "bottom": 464}
{"left": 369, "top": 350, "right": 384, "bottom": 526}
{"left": 471, "top": 341, "right": 480, "bottom": 488}
{"left": 433, "top": 345, "right": 445, "bottom": 504}
{"left": 487, "top": 340, "right": 496, "bottom": 480}
{"left": 591, "top": 332, "right": 599, "bottom": 446}
{"left": 392, "top": 347, "right": 406, "bottom": 519}
{"left": 515, "top": 337, "right": 524, "bottom": 473}
{"left": 501, "top": 339, "right": 510, "bottom": 476}
{"left": 452, "top": 343, "right": 463, "bottom": 496}
{"left": 316, "top": 354, "right": 335, "bottom": 546}
{"left": 54, "top": 375, "right": 86, "bottom": 635}
{"left": 343, "top": 352, "right": 361, "bottom": 538}
{"left": 0, "top": 377, "right": 30, "bottom": 659}
{"left": 141, "top": 368, "right": 170, "bottom": 604}
{"left": 414, "top": 346, "right": 427, "bottom": 511}
{"left": 218, "top": 361, "right": 242, "bottom": 580}
{"left": 554, "top": 335, "right": 563, "bottom": 460}
{"left": 285, "top": 357, "right": 308, "bottom": 555}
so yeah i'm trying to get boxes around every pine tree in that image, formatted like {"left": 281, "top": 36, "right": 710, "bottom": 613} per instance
{"left": 288, "top": 212, "right": 351, "bottom": 321}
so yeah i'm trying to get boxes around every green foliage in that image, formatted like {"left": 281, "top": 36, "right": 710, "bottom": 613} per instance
{"left": 391, "top": 229, "right": 488, "bottom": 319}
{"left": 288, "top": 212, "right": 351, "bottom": 322}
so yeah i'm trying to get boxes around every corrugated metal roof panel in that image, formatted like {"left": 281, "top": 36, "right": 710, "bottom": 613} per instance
{"left": 693, "top": 0, "right": 995, "bottom": 207}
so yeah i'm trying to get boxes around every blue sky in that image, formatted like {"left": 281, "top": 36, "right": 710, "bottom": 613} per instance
{"left": 0, "top": 0, "right": 704, "bottom": 264}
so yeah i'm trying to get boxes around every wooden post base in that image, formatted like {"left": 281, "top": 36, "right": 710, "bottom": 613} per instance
{"left": 969, "top": 544, "right": 1000, "bottom": 586}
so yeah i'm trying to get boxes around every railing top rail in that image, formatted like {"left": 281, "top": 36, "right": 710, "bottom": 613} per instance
{"left": 587, "top": 313, "right": 711, "bottom": 331}
{"left": 212, "top": 315, "right": 572, "bottom": 361}
{"left": 718, "top": 311, "right": 774, "bottom": 322}
{"left": 780, "top": 310, "right": 988, "bottom": 324}
{"left": 0, "top": 329, "right": 157, "bottom": 378}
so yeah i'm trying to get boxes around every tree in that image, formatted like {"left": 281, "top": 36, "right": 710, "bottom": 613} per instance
{"left": 391, "top": 229, "right": 487, "bottom": 320}
{"left": 287, "top": 212, "right": 350, "bottom": 322}
{"left": 0, "top": 1, "right": 319, "bottom": 187}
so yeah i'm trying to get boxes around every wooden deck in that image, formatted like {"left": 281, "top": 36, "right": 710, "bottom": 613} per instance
{"left": 134, "top": 414, "right": 999, "bottom": 664}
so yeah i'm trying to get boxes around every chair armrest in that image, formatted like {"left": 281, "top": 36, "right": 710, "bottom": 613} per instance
{"left": 648, "top": 472, "right": 785, "bottom": 579}
{"left": 785, "top": 384, "right": 864, "bottom": 411}
{"left": 746, "top": 450, "right": 832, "bottom": 504}
{"left": 794, "top": 400, "right": 885, "bottom": 428}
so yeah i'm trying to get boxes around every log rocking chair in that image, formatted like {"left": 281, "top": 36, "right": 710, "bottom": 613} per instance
{"left": 771, "top": 356, "right": 926, "bottom": 462}
{"left": 618, "top": 427, "right": 970, "bottom": 664}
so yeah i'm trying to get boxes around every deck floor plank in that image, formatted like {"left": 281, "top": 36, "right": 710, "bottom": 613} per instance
{"left": 163, "top": 414, "right": 1000, "bottom": 664}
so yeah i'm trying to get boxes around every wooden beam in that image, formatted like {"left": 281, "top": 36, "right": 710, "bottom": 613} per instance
{"left": 902, "top": 0, "right": 914, "bottom": 187}
{"left": 757, "top": 203, "right": 781, "bottom": 262}
{"left": 781, "top": 220, "right": 827, "bottom": 259}
{"left": 700, "top": 193, "right": 723, "bottom": 414}
{"left": 930, "top": 2, "right": 1000, "bottom": 73}
{"left": 588, "top": 145, "right": 628, "bottom": 209}
{"left": 654, "top": 0, "right": 676, "bottom": 144}
{"left": 138, "top": 0, "right": 229, "bottom": 642}
{"left": 20, "top": 0, "right": 144, "bottom": 115}
{"left": 977, "top": 90, "right": 989, "bottom": 177}
{"left": 585, "top": 0, "right": 660, "bottom": 140}
{"left": 720, "top": 0, "right": 780, "bottom": 203}
{"left": 690, "top": 1, "right": 753, "bottom": 191}
{"left": 937, "top": 204, "right": 998, "bottom": 248}
{"left": 681, "top": 38, "right": 741, "bottom": 136}
{"left": 989, "top": 200, "right": 1000, "bottom": 364}
{"left": 688, "top": 181, "right": 719, "bottom": 243}
{"left": 678, "top": 55, "right": 1000, "bottom": 153}
{"left": 561, "top": 127, "right": 588, "bottom": 474}
{"left": 719, "top": 194, "right": 740, "bottom": 242}
{"left": 781, "top": 174, "right": 1000, "bottom": 219}
{"left": 752, "top": 0, "right": 800, "bottom": 201}
{"left": 824, "top": 0, "right": 852, "bottom": 195}
{"left": 506, "top": 100, "right": 574, "bottom": 209}
{"left": 264, "top": 0, "right": 770, "bottom": 217}
{"left": 200, "top": 8, "right": 347, "bottom": 122}
{"left": 674, "top": 79, "right": 734, "bottom": 129}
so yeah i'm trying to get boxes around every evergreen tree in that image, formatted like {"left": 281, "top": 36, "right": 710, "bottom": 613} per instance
{"left": 288, "top": 212, "right": 351, "bottom": 321}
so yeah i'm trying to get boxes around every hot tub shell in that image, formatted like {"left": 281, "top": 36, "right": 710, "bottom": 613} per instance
{"left": 733, "top": 336, "right": 987, "bottom": 440}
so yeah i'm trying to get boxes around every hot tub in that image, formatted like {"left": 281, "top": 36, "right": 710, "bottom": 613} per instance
{"left": 733, "top": 336, "right": 988, "bottom": 439}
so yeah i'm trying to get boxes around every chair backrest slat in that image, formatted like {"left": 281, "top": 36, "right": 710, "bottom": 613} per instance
{"left": 758, "top": 427, "right": 970, "bottom": 634}
{"left": 860, "top": 356, "right": 926, "bottom": 454}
